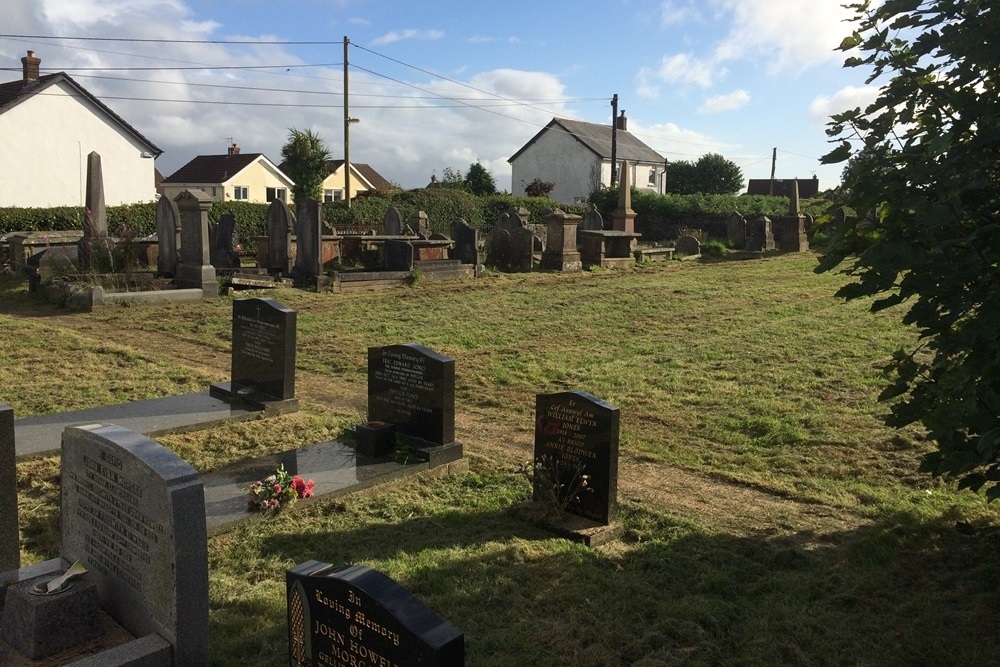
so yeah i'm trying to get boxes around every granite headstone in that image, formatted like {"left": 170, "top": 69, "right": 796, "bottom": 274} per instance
{"left": 368, "top": 344, "right": 455, "bottom": 447}
{"left": 451, "top": 219, "right": 479, "bottom": 266}
{"left": 230, "top": 297, "right": 297, "bottom": 401}
{"left": 534, "top": 391, "right": 619, "bottom": 525}
{"left": 155, "top": 197, "right": 182, "bottom": 277}
{"left": 384, "top": 240, "right": 414, "bottom": 272}
{"left": 267, "top": 199, "right": 296, "bottom": 276}
{"left": 287, "top": 561, "right": 463, "bottom": 667}
{"left": 383, "top": 207, "right": 403, "bottom": 236}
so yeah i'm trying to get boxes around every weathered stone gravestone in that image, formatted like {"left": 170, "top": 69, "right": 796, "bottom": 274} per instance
{"left": 746, "top": 215, "right": 775, "bottom": 252}
{"left": 485, "top": 227, "right": 513, "bottom": 271}
{"left": 175, "top": 189, "right": 219, "bottom": 297}
{"left": 383, "top": 207, "right": 403, "bottom": 236}
{"left": 384, "top": 239, "right": 414, "bottom": 272}
{"left": 676, "top": 235, "right": 701, "bottom": 258}
{"left": 60, "top": 423, "right": 208, "bottom": 665}
{"left": 211, "top": 297, "right": 298, "bottom": 414}
{"left": 77, "top": 151, "right": 111, "bottom": 268}
{"left": 451, "top": 219, "right": 480, "bottom": 268}
{"left": 410, "top": 210, "right": 431, "bottom": 239}
{"left": 294, "top": 197, "right": 323, "bottom": 284}
{"left": 726, "top": 212, "right": 746, "bottom": 247}
{"left": 540, "top": 209, "right": 582, "bottom": 272}
{"left": 211, "top": 212, "right": 241, "bottom": 270}
{"left": 155, "top": 197, "right": 182, "bottom": 277}
{"left": 580, "top": 206, "right": 604, "bottom": 232}
{"left": 534, "top": 391, "right": 619, "bottom": 526}
{"left": 367, "top": 344, "right": 461, "bottom": 463}
{"left": 0, "top": 402, "right": 16, "bottom": 573}
{"left": 267, "top": 199, "right": 295, "bottom": 277}
{"left": 504, "top": 206, "right": 529, "bottom": 228}
{"left": 287, "top": 561, "right": 464, "bottom": 667}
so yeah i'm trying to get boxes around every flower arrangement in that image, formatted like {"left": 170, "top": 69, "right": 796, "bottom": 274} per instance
{"left": 247, "top": 464, "right": 315, "bottom": 514}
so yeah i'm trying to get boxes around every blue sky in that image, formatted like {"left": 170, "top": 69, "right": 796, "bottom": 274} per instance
{"left": 3, "top": 0, "right": 878, "bottom": 192}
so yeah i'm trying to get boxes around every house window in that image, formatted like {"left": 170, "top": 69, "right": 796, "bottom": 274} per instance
{"left": 266, "top": 187, "right": 286, "bottom": 203}
{"left": 648, "top": 169, "right": 657, "bottom": 185}
{"left": 234, "top": 186, "right": 249, "bottom": 201}
{"left": 324, "top": 189, "right": 344, "bottom": 203}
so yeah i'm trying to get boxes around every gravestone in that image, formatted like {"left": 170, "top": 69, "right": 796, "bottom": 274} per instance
{"left": 211, "top": 212, "right": 241, "bottom": 270}
{"left": 61, "top": 423, "right": 208, "bottom": 665}
{"left": 539, "top": 209, "right": 582, "bottom": 272}
{"left": 287, "top": 561, "right": 463, "bottom": 667}
{"left": 78, "top": 151, "right": 111, "bottom": 268}
{"left": 485, "top": 227, "right": 512, "bottom": 271}
{"left": 294, "top": 197, "right": 323, "bottom": 284}
{"left": 0, "top": 402, "right": 16, "bottom": 572}
{"left": 383, "top": 207, "right": 403, "bottom": 236}
{"left": 580, "top": 206, "right": 604, "bottom": 232}
{"left": 504, "top": 206, "right": 529, "bottom": 228}
{"left": 675, "top": 235, "right": 701, "bottom": 257}
{"left": 175, "top": 189, "right": 219, "bottom": 297}
{"left": 410, "top": 210, "right": 431, "bottom": 239}
{"left": 267, "top": 199, "right": 295, "bottom": 276}
{"left": 368, "top": 344, "right": 456, "bottom": 451}
{"left": 384, "top": 240, "right": 414, "bottom": 272}
{"left": 746, "top": 215, "right": 775, "bottom": 252}
{"left": 611, "top": 160, "right": 637, "bottom": 237}
{"left": 211, "top": 298, "right": 298, "bottom": 414}
{"left": 155, "top": 197, "right": 182, "bottom": 277}
{"left": 534, "top": 391, "right": 619, "bottom": 525}
{"left": 726, "top": 212, "right": 746, "bottom": 247}
{"left": 451, "top": 219, "right": 479, "bottom": 266}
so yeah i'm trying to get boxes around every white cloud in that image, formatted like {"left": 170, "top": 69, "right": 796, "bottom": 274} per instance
{"left": 370, "top": 29, "right": 444, "bottom": 47}
{"left": 809, "top": 85, "right": 879, "bottom": 124}
{"left": 711, "top": 0, "right": 855, "bottom": 75}
{"left": 659, "top": 0, "right": 700, "bottom": 26}
{"left": 699, "top": 89, "right": 749, "bottom": 113}
{"left": 647, "top": 52, "right": 718, "bottom": 88}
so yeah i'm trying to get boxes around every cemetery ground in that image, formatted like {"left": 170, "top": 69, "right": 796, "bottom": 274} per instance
{"left": 2, "top": 253, "right": 999, "bottom": 666}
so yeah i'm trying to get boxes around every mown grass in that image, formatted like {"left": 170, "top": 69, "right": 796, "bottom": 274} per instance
{"left": 2, "top": 253, "right": 999, "bottom": 665}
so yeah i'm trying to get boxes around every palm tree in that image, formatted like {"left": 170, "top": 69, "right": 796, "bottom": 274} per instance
{"left": 281, "top": 128, "right": 331, "bottom": 202}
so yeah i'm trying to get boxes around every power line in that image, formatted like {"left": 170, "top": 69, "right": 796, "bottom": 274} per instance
{"left": 0, "top": 34, "right": 343, "bottom": 45}
{"left": 2, "top": 64, "right": 340, "bottom": 72}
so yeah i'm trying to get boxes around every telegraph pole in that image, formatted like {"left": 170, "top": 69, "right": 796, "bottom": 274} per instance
{"left": 610, "top": 94, "right": 619, "bottom": 187}
{"left": 769, "top": 147, "right": 777, "bottom": 196}
{"left": 343, "top": 36, "right": 352, "bottom": 208}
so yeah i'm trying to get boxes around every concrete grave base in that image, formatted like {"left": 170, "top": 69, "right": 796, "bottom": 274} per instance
{"left": 515, "top": 502, "right": 623, "bottom": 547}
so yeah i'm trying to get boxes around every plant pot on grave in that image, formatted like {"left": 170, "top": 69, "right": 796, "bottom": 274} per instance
{"left": 355, "top": 421, "right": 396, "bottom": 458}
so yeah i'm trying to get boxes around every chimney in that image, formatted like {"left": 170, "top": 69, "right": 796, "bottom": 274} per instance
{"left": 228, "top": 143, "right": 240, "bottom": 156}
{"left": 21, "top": 50, "right": 40, "bottom": 85}
{"left": 617, "top": 110, "right": 628, "bottom": 131}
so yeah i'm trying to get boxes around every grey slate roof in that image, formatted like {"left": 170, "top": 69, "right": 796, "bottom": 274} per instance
{"left": 0, "top": 72, "right": 162, "bottom": 156}
{"left": 509, "top": 118, "right": 665, "bottom": 164}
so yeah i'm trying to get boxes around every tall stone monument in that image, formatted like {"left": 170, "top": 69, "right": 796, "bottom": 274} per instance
{"left": 175, "top": 189, "right": 219, "bottom": 297}
{"left": 539, "top": 209, "right": 582, "bottom": 272}
{"left": 77, "top": 151, "right": 111, "bottom": 268}
{"left": 293, "top": 197, "right": 324, "bottom": 288}
{"left": 266, "top": 199, "right": 295, "bottom": 277}
{"left": 155, "top": 196, "right": 182, "bottom": 277}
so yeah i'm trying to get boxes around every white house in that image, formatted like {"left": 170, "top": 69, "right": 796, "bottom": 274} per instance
{"left": 161, "top": 145, "right": 295, "bottom": 205}
{"left": 508, "top": 116, "right": 666, "bottom": 205}
{"left": 0, "top": 51, "right": 162, "bottom": 207}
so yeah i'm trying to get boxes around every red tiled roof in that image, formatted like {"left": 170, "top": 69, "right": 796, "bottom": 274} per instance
{"left": 162, "top": 153, "right": 266, "bottom": 184}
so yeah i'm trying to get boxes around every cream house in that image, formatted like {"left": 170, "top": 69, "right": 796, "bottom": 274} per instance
{"left": 161, "top": 145, "right": 294, "bottom": 204}
{"left": 0, "top": 51, "right": 161, "bottom": 207}
{"left": 508, "top": 116, "right": 666, "bottom": 205}
{"left": 280, "top": 159, "right": 394, "bottom": 203}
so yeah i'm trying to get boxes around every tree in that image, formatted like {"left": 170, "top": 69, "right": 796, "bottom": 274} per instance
{"left": 465, "top": 162, "right": 497, "bottom": 196}
{"left": 666, "top": 154, "right": 743, "bottom": 195}
{"left": 281, "top": 128, "right": 330, "bottom": 202}
{"left": 524, "top": 178, "right": 555, "bottom": 198}
{"left": 820, "top": 0, "right": 1000, "bottom": 498}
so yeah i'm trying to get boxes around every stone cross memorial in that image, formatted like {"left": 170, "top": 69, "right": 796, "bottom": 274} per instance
{"left": 534, "top": 391, "right": 620, "bottom": 525}
{"left": 61, "top": 423, "right": 208, "bottom": 665}
{"left": 287, "top": 560, "right": 464, "bottom": 667}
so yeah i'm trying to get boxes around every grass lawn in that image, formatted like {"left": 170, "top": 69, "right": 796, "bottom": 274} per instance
{"left": 2, "top": 252, "right": 998, "bottom": 665}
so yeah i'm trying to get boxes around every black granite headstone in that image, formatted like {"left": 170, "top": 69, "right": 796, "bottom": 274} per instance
{"left": 384, "top": 240, "right": 414, "bottom": 272}
{"left": 534, "top": 391, "right": 619, "bottom": 525}
{"left": 232, "top": 298, "right": 297, "bottom": 401}
{"left": 212, "top": 213, "right": 241, "bottom": 269}
{"left": 287, "top": 560, "right": 463, "bottom": 667}
{"left": 368, "top": 344, "right": 454, "bottom": 446}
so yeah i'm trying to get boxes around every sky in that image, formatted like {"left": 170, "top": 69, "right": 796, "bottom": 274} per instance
{"left": 2, "top": 0, "right": 880, "bottom": 192}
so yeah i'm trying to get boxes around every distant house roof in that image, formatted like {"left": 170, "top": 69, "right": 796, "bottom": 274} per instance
{"left": 162, "top": 152, "right": 280, "bottom": 184}
{"left": 508, "top": 117, "right": 665, "bottom": 164}
{"left": 0, "top": 72, "right": 162, "bottom": 156}
{"left": 279, "top": 159, "right": 395, "bottom": 192}
{"left": 746, "top": 177, "right": 820, "bottom": 198}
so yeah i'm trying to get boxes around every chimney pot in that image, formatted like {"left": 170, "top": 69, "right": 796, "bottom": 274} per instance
{"left": 21, "top": 50, "right": 41, "bottom": 85}
{"left": 228, "top": 143, "right": 240, "bottom": 156}
{"left": 617, "top": 110, "right": 628, "bottom": 131}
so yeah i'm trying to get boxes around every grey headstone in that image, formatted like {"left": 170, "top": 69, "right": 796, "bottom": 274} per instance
{"left": 504, "top": 206, "right": 529, "bottom": 228}
{"left": 383, "top": 207, "right": 403, "bottom": 236}
{"left": 383, "top": 239, "right": 414, "bottom": 272}
{"left": 0, "top": 403, "right": 16, "bottom": 572}
{"left": 294, "top": 197, "right": 323, "bottom": 280}
{"left": 61, "top": 424, "right": 208, "bottom": 666}
{"left": 287, "top": 562, "right": 463, "bottom": 666}
{"left": 231, "top": 298, "right": 297, "bottom": 401}
{"left": 746, "top": 216, "right": 775, "bottom": 252}
{"left": 485, "top": 227, "right": 512, "bottom": 271}
{"left": 78, "top": 151, "right": 110, "bottom": 267}
{"left": 409, "top": 211, "right": 430, "bottom": 239}
{"left": 368, "top": 344, "right": 455, "bottom": 447}
{"left": 266, "top": 199, "right": 295, "bottom": 276}
{"left": 534, "top": 391, "right": 619, "bottom": 525}
{"left": 580, "top": 206, "right": 604, "bottom": 232}
{"left": 509, "top": 225, "right": 535, "bottom": 272}
{"left": 726, "top": 212, "right": 746, "bottom": 247}
{"left": 675, "top": 235, "right": 701, "bottom": 257}
{"left": 155, "top": 197, "right": 181, "bottom": 277}
{"left": 211, "top": 213, "right": 240, "bottom": 270}
{"left": 451, "top": 219, "right": 479, "bottom": 265}
{"left": 496, "top": 211, "right": 523, "bottom": 233}
{"left": 175, "top": 189, "right": 218, "bottom": 297}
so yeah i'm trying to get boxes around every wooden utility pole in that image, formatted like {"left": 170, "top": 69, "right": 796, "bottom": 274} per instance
{"left": 769, "top": 147, "right": 777, "bottom": 196}
{"left": 343, "top": 36, "right": 352, "bottom": 208}
{"left": 610, "top": 94, "right": 619, "bottom": 187}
